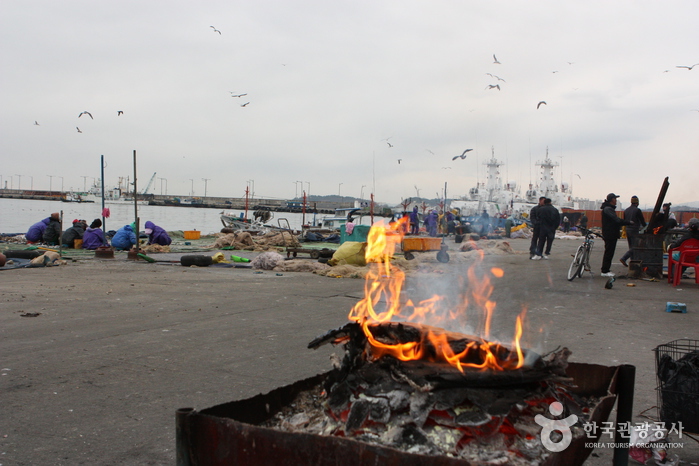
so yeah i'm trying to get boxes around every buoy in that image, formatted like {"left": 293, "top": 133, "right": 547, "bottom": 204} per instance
{"left": 0, "top": 253, "right": 6, "bottom": 267}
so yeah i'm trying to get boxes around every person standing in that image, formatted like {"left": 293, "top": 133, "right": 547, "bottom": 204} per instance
{"left": 600, "top": 193, "right": 633, "bottom": 277}
{"left": 579, "top": 213, "right": 588, "bottom": 230}
{"left": 409, "top": 206, "right": 419, "bottom": 235}
{"left": 424, "top": 211, "right": 438, "bottom": 237}
{"left": 533, "top": 198, "right": 560, "bottom": 260}
{"left": 529, "top": 197, "right": 546, "bottom": 259}
{"left": 619, "top": 195, "right": 647, "bottom": 267}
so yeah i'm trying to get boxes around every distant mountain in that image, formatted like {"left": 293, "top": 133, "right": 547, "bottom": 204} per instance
{"left": 674, "top": 201, "right": 699, "bottom": 210}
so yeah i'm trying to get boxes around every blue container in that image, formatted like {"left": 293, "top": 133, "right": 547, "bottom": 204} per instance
{"left": 666, "top": 302, "right": 687, "bottom": 313}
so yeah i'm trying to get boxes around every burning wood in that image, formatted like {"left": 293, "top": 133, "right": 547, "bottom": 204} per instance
{"left": 264, "top": 220, "right": 599, "bottom": 464}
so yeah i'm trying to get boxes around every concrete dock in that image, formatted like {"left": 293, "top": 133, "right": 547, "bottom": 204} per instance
{"left": 1, "top": 236, "right": 697, "bottom": 464}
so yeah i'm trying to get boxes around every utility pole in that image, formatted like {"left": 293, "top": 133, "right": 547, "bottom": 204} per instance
{"left": 202, "top": 178, "right": 210, "bottom": 198}
{"left": 15, "top": 174, "right": 22, "bottom": 190}
{"left": 338, "top": 182, "right": 343, "bottom": 196}
{"left": 189, "top": 179, "right": 194, "bottom": 197}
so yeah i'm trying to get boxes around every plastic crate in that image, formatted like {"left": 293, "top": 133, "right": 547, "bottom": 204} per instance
{"left": 402, "top": 237, "right": 442, "bottom": 252}
{"left": 184, "top": 230, "right": 201, "bottom": 240}
{"left": 654, "top": 339, "right": 699, "bottom": 433}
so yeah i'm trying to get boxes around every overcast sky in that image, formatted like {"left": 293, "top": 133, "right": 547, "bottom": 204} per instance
{"left": 1, "top": 1, "right": 697, "bottom": 207}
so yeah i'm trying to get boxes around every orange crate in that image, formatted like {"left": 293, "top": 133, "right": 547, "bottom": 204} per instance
{"left": 402, "top": 237, "right": 442, "bottom": 252}
{"left": 184, "top": 230, "right": 201, "bottom": 240}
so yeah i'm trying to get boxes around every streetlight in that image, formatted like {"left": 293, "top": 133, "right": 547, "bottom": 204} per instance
{"left": 202, "top": 178, "right": 210, "bottom": 198}
{"left": 47, "top": 175, "right": 54, "bottom": 191}
{"left": 296, "top": 181, "right": 303, "bottom": 199}
{"left": 158, "top": 177, "right": 167, "bottom": 195}
{"left": 189, "top": 179, "right": 194, "bottom": 196}
{"left": 15, "top": 174, "right": 22, "bottom": 190}
{"left": 338, "top": 182, "right": 343, "bottom": 196}
{"left": 81, "top": 175, "right": 88, "bottom": 191}
{"left": 58, "top": 176, "right": 64, "bottom": 192}
{"left": 360, "top": 185, "right": 366, "bottom": 199}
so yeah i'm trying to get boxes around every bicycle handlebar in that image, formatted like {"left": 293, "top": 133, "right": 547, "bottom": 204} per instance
{"left": 579, "top": 227, "right": 603, "bottom": 238}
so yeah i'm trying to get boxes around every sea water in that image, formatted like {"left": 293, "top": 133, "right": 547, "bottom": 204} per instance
{"left": 0, "top": 198, "right": 373, "bottom": 235}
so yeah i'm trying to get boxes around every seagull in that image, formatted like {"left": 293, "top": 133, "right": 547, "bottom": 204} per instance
{"left": 78, "top": 111, "right": 93, "bottom": 119}
{"left": 425, "top": 149, "right": 435, "bottom": 155}
{"left": 230, "top": 93, "right": 247, "bottom": 98}
{"left": 493, "top": 54, "right": 501, "bottom": 64}
{"left": 76, "top": 127, "right": 82, "bottom": 133}
{"left": 210, "top": 26, "right": 221, "bottom": 34}
{"left": 34, "top": 121, "right": 40, "bottom": 125}
{"left": 241, "top": 102, "right": 250, "bottom": 107}
{"left": 537, "top": 101, "right": 547, "bottom": 109}
{"left": 387, "top": 142, "right": 393, "bottom": 148}
{"left": 397, "top": 159, "right": 402, "bottom": 164}
{"left": 486, "top": 73, "right": 505, "bottom": 82}
{"left": 486, "top": 84, "right": 500, "bottom": 91}
{"left": 117, "top": 111, "right": 123, "bottom": 116}
{"left": 676, "top": 63, "right": 699, "bottom": 70}
{"left": 441, "top": 167, "right": 452, "bottom": 169}
{"left": 452, "top": 149, "right": 473, "bottom": 160}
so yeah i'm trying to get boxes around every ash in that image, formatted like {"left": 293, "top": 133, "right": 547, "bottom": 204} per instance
{"left": 263, "top": 323, "right": 598, "bottom": 465}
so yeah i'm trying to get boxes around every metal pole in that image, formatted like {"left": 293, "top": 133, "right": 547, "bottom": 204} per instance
{"left": 338, "top": 182, "right": 343, "bottom": 196}
{"left": 15, "top": 174, "right": 21, "bottom": 190}
{"left": 202, "top": 178, "right": 210, "bottom": 198}
{"left": 47, "top": 175, "right": 53, "bottom": 192}
{"left": 612, "top": 364, "right": 635, "bottom": 466}
{"left": 100, "top": 156, "right": 106, "bottom": 238}
{"left": 133, "top": 150, "right": 138, "bottom": 243}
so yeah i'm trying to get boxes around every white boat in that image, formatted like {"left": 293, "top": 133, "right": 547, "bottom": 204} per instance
{"left": 220, "top": 210, "right": 279, "bottom": 233}
{"left": 78, "top": 179, "right": 149, "bottom": 206}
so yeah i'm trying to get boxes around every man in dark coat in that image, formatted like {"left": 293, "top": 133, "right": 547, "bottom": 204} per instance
{"left": 532, "top": 198, "right": 560, "bottom": 260}
{"left": 619, "top": 195, "right": 647, "bottom": 267}
{"left": 529, "top": 197, "right": 546, "bottom": 259}
{"left": 600, "top": 193, "right": 633, "bottom": 277}
{"left": 61, "top": 219, "right": 86, "bottom": 248}
{"left": 42, "top": 212, "right": 62, "bottom": 245}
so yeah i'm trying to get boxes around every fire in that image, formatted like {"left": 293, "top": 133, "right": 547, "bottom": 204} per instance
{"left": 653, "top": 226, "right": 662, "bottom": 235}
{"left": 348, "top": 218, "right": 527, "bottom": 372}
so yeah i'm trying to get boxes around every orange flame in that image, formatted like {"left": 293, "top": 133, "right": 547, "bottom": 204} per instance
{"left": 348, "top": 218, "right": 527, "bottom": 372}
{"left": 653, "top": 226, "right": 662, "bottom": 235}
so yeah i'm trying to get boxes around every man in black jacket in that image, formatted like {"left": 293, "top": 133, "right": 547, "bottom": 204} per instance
{"left": 619, "top": 195, "right": 647, "bottom": 267}
{"left": 529, "top": 196, "right": 546, "bottom": 259}
{"left": 601, "top": 193, "right": 633, "bottom": 277}
{"left": 532, "top": 198, "right": 560, "bottom": 260}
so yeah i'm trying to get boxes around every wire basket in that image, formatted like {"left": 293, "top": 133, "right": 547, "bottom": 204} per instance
{"left": 654, "top": 339, "right": 699, "bottom": 434}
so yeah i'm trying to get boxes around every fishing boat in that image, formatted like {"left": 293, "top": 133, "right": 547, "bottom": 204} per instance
{"left": 62, "top": 192, "right": 95, "bottom": 203}
{"left": 220, "top": 210, "right": 279, "bottom": 233}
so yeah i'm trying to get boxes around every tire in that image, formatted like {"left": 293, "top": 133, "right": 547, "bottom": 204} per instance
{"left": 567, "top": 246, "right": 585, "bottom": 281}
{"left": 577, "top": 248, "right": 590, "bottom": 278}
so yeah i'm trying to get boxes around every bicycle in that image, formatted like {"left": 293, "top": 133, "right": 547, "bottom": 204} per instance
{"left": 567, "top": 228, "right": 603, "bottom": 281}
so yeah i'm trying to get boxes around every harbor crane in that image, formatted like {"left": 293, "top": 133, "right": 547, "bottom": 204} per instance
{"left": 141, "top": 172, "right": 157, "bottom": 195}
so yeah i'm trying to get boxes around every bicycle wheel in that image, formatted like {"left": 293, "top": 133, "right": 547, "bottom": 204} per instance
{"left": 567, "top": 245, "right": 586, "bottom": 281}
{"left": 578, "top": 246, "right": 591, "bottom": 278}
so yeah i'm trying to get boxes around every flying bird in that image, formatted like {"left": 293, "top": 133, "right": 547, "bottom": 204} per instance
{"left": 241, "top": 102, "right": 250, "bottom": 107}
{"left": 230, "top": 93, "right": 247, "bottom": 98}
{"left": 452, "top": 149, "right": 473, "bottom": 160}
{"left": 78, "top": 111, "right": 93, "bottom": 119}
{"left": 117, "top": 111, "right": 123, "bottom": 116}
{"left": 210, "top": 26, "right": 221, "bottom": 34}
{"left": 676, "top": 63, "right": 699, "bottom": 70}
{"left": 425, "top": 149, "right": 435, "bottom": 155}
{"left": 486, "top": 73, "right": 505, "bottom": 82}
{"left": 486, "top": 84, "right": 500, "bottom": 91}
{"left": 34, "top": 121, "right": 40, "bottom": 125}
{"left": 441, "top": 167, "right": 452, "bottom": 169}
{"left": 387, "top": 142, "right": 393, "bottom": 148}
{"left": 537, "top": 101, "right": 547, "bottom": 109}
{"left": 76, "top": 127, "right": 82, "bottom": 133}
{"left": 397, "top": 159, "right": 402, "bottom": 164}
{"left": 493, "top": 54, "right": 501, "bottom": 64}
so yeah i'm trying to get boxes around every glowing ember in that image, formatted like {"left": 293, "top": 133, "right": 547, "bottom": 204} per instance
{"left": 348, "top": 218, "right": 527, "bottom": 372}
